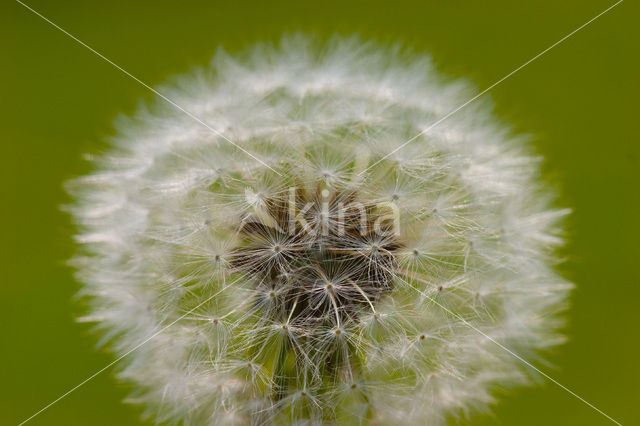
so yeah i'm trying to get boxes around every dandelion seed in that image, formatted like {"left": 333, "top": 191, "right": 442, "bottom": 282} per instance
{"left": 67, "top": 35, "right": 572, "bottom": 425}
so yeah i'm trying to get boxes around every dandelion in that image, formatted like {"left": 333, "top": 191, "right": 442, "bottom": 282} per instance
{"left": 67, "top": 35, "right": 572, "bottom": 425}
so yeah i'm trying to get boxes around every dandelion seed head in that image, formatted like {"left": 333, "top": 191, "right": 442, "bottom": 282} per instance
{"left": 67, "top": 35, "right": 572, "bottom": 425}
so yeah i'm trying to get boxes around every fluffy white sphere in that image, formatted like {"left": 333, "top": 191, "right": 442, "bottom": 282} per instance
{"left": 67, "top": 35, "right": 572, "bottom": 425}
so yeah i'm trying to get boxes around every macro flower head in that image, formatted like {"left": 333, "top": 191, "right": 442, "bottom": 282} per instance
{"left": 67, "top": 35, "right": 572, "bottom": 425}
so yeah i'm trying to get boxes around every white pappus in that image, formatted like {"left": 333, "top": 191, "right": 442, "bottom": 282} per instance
{"left": 67, "top": 35, "right": 572, "bottom": 425}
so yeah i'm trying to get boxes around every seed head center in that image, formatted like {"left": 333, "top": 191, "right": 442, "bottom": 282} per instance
{"left": 230, "top": 185, "right": 403, "bottom": 325}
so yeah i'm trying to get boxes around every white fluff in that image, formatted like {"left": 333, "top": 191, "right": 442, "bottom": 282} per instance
{"left": 67, "top": 35, "right": 572, "bottom": 425}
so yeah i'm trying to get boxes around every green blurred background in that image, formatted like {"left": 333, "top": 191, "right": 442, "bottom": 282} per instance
{"left": 2, "top": 1, "right": 638, "bottom": 424}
